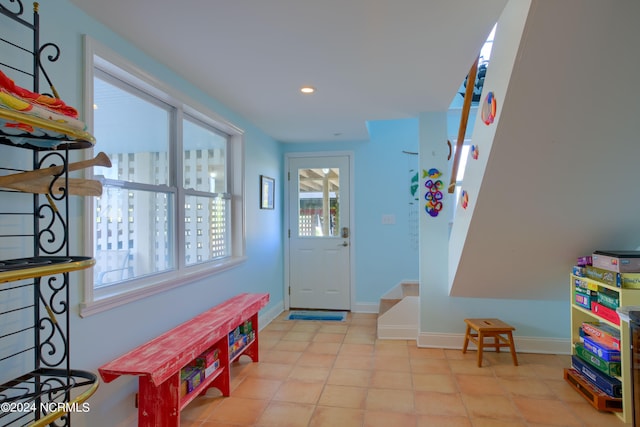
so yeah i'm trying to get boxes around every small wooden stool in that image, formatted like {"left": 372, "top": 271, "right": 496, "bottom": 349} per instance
{"left": 462, "top": 318, "right": 518, "bottom": 367}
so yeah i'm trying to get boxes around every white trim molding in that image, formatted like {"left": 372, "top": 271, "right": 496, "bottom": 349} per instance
{"left": 258, "top": 302, "right": 284, "bottom": 331}
{"left": 417, "top": 332, "right": 571, "bottom": 355}
{"left": 352, "top": 302, "right": 379, "bottom": 314}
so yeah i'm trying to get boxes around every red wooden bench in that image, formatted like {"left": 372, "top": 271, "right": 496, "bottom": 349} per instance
{"left": 99, "top": 292, "right": 269, "bottom": 427}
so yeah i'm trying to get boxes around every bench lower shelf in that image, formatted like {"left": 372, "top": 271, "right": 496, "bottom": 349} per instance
{"left": 179, "top": 337, "right": 256, "bottom": 411}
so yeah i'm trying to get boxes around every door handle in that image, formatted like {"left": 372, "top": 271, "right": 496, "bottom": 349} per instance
{"left": 339, "top": 241, "right": 349, "bottom": 247}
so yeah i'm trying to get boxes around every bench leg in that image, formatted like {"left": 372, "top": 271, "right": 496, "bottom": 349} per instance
{"left": 477, "top": 332, "right": 484, "bottom": 367}
{"left": 207, "top": 368, "right": 231, "bottom": 397}
{"left": 139, "top": 375, "right": 179, "bottom": 427}
{"left": 462, "top": 325, "right": 471, "bottom": 354}
{"left": 507, "top": 331, "right": 518, "bottom": 366}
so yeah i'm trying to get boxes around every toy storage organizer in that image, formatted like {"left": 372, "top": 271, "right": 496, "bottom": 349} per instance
{"left": 567, "top": 260, "right": 640, "bottom": 424}
{"left": 0, "top": 2, "right": 99, "bottom": 426}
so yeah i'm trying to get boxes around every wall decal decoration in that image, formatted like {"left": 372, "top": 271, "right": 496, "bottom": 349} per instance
{"left": 481, "top": 91, "right": 497, "bottom": 125}
{"left": 423, "top": 168, "right": 444, "bottom": 217}
{"left": 461, "top": 190, "right": 469, "bottom": 209}
{"left": 405, "top": 150, "right": 419, "bottom": 250}
{"left": 471, "top": 144, "right": 479, "bottom": 160}
{"left": 423, "top": 168, "right": 442, "bottom": 179}
{"left": 410, "top": 171, "right": 419, "bottom": 200}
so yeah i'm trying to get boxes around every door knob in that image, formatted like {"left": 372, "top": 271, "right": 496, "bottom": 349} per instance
{"left": 339, "top": 241, "right": 349, "bottom": 247}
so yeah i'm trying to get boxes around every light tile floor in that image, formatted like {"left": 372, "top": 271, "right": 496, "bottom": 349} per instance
{"left": 181, "top": 312, "right": 625, "bottom": 427}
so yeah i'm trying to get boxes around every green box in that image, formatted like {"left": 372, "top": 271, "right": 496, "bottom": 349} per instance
{"left": 597, "top": 288, "right": 619, "bottom": 310}
{"left": 575, "top": 342, "right": 621, "bottom": 377}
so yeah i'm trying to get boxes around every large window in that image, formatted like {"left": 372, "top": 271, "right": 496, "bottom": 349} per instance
{"left": 81, "top": 38, "right": 245, "bottom": 316}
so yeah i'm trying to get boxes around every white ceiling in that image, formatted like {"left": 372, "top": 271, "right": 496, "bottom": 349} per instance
{"left": 68, "top": 0, "right": 507, "bottom": 143}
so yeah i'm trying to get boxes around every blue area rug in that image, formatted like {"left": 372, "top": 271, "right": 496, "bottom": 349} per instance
{"left": 287, "top": 310, "right": 347, "bottom": 321}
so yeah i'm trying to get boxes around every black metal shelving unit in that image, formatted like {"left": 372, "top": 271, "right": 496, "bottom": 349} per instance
{"left": 0, "top": 2, "right": 98, "bottom": 426}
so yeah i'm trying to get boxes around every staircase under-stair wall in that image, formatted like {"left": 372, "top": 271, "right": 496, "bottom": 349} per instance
{"left": 377, "top": 280, "right": 419, "bottom": 340}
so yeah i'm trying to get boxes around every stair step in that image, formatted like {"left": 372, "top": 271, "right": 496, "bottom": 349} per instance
{"left": 378, "top": 298, "right": 401, "bottom": 316}
{"left": 378, "top": 281, "right": 419, "bottom": 314}
{"left": 377, "top": 296, "right": 419, "bottom": 340}
{"left": 402, "top": 282, "right": 419, "bottom": 297}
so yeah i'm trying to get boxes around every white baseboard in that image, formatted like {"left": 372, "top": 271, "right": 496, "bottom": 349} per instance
{"left": 417, "top": 332, "right": 571, "bottom": 355}
{"left": 377, "top": 324, "right": 418, "bottom": 340}
{"left": 258, "top": 302, "right": 284, "bottom": 331}
{"left": 352, "top": 302, "right": 379, "bottom": 314}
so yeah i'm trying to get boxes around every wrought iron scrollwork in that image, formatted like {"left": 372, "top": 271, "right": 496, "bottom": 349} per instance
{"left": 40, "top": 375, "right": 71, "bottom": 426}
{"left": 36, "top": 152, "right": 69, "bottom": 255}
{"left": 38, "top": 42, "right": 62, "bottom": 98}
{"left": 36, "top": 273, "right": 69, "bottom": 368}
{"left": 37, "top": 203, "right": 65, "bottom": 254}
{"left": 38, "top": 315, "right": 67, "bottom": 368}
{"left": 0, "top": 0, "right": 25, "bottom": 17}
{"left": 44, "top": 273, "right": 68, "bottom": 315}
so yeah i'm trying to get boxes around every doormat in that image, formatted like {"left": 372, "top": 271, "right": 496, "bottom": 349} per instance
{"left": 287, "top": 310, "right": 347, "bottom": 322}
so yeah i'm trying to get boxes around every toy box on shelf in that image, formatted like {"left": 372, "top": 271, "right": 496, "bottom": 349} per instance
{"left": 574, "top": 343, "right": 621, "bottom": 377}
{"left": 584, "top": 264, "right": 640, "bottom": 289}
{"left": 179, "top": 346, "right": 221, "bottom": 398}
{"left": 582, "top": 335, "right": 620, "bottom": 362}
{"left": 592, "top": 250, "right": 640, "bottom": 273}
{"left": 580, "top": 322, "right": 621, "bottom": 351}
{"left": 229, "top": 319, "right": 255, "bottom": 361}
{"left": 567, "top": 251, "right": 640, "bottom": 423}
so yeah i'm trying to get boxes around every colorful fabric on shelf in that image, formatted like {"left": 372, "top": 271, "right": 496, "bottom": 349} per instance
{"left": 0, "top": 70, "right": 94, "bottom": 147}
{"left": 0, "top": 70, "right": 78, "bottom": 118}
{"left": 0, "top": 70, "right": 87, "bottom": 133}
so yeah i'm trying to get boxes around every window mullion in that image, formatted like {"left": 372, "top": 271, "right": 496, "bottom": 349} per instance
{"left": 183, "top": 189, "right": 231, "bottom": 199}
{"left": 174, "top": 107, "right": 185, "bottom": 271}
{"left": 98, "top": 177, "right": 174, "bottom": 193}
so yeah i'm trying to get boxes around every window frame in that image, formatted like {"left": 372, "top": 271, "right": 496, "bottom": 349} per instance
{"left": 80, "top": 36, "right": 246, "bottom": 317}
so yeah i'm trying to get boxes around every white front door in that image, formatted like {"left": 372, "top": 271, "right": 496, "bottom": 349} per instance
{"left": 288, "top": 154, "right": 351, "bottom": 310}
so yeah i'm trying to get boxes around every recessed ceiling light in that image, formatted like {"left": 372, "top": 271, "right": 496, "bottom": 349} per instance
{"left": 300, "top": 86, "right": 316, "bottom": 94}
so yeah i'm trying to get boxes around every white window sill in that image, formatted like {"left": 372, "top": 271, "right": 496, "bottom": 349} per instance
{"left": 79, "top": 256, "right": 247, "bottom": 317}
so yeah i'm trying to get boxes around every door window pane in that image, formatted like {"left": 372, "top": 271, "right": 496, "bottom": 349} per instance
{"left": 298, "top": 168, "right": 339, "bottom": 237}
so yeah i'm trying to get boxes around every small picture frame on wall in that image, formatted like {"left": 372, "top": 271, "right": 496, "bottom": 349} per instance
{"left": 260, "top": 175, "right": 275, "bottom": 209}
